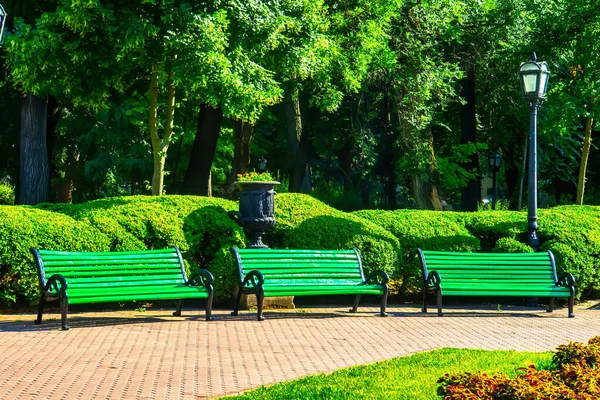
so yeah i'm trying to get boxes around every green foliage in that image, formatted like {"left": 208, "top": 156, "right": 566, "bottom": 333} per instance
{"left": 0, "top": 181, "right": 15, "bottom": 205}
{"left": 354, "top": 209, "right": 479, "bottom": 291}
{"left": 235, "top": 171, "right": 276, "bottom": 182}
{"left": 439, "top": 336, "right": 600, "bottom": 400}
{"left": 492, "top": 237, "right": 533, "bottom": 253}
{"left": 272, "top": 193, "right": 401, "bottom": 278}
{"left": 229, "top": 348, "right": 551, "bottom": 400}
{"left": 0, "top": 206, "right": 112, "bottom": 304}
{"left": 1, "top": 196, "right": 245, "bottom": 305}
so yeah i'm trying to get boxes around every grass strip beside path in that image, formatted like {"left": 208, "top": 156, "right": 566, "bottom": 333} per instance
{"left": 228, "top": 348, "right": 552, "bottom": 399}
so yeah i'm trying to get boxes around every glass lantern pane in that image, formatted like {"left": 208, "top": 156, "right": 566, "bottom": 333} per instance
{"left": 523, "top": 74, "right": 538, "bottom": 93}
{"left": 539, "top": 71, "right": 550, "bottom": 96}
{"left": 519, "top": 62, "right": 540, "bottom": 94}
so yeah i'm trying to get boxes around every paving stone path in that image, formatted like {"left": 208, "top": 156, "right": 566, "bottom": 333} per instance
{"left": 1, "top": 303, "right": 598, "bottom": 399}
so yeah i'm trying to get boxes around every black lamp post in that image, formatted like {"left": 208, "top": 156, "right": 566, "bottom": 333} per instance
{"left": 518, "top": 52, "right": 550, "bottom": 251}
{"left": 0, "top": 4, "right": 7, "bottom": 44}
{"left": 488, "top": 152, "right": 502, "bottom": 210}
{"left": 258, "top": 157, "right": 267, "bottom": 172}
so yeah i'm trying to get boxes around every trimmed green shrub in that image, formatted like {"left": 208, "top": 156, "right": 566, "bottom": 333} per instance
{"left": 539, "top": 206, "right": 600, "bottom": 298}
{"left": 2, "top": 196, "right": 246, "bottom": 305}
{"left": 0, "top": 181, "right": 15, "bottom": 205}
{"left": 271, "top": 193, "right": 401, "bottom": 278}
{"left": 354, "top": 209, "right": 479, "bottom": 291}
{"left": 0, "top": 206, "right": 112, "bottom": 304}
{"left": 492, "top": 237, "right": 533, "bottom": 253}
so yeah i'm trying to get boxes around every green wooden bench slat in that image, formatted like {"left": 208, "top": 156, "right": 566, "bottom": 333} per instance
{"left": 71, "top": 278, "right": 186, "bottom": 288}
{"left": 422, "top": 251, "right": 551, "bottom": 257}
{"left": 69, "top": 291, "right": 209, "bottom": 305}
{"left": 44, "top": 268, "right": 183, "bottom": 278}
{"left": 419, "top": 249, "right": 575, "bottom": 318}
{"left": 69, "top": 275, "right": 184, "bottom": 284}
{"left": 46, "top": 264, "right": 181, "bottom": 274}
{"left": 38, "top": 248, "right": 178, "bottom": 256}
{"left": 32, "top": 247, "right": 214, "bottom": 330}
{"left": 231, "top": 246, "right": 389, "bottom": 320}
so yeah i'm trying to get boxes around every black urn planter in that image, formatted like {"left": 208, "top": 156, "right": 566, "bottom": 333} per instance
{"left": 228, "top": 181, "right": 280, "bottom": 248}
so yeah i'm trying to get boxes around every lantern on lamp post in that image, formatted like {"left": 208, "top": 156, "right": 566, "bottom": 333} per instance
{"left": 518, "top": 52, "right": 550, "bottom": 251}
{"left": 258, "top": 156, "right": 267, "bottom": 172}
{"left": 0, "top": 4, "right": 7, "bottom": 44}
{"left": 488, "top": 152, "right": 502, "bottom": 210}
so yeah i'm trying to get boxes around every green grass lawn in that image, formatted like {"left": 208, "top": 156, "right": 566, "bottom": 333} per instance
{"left": 227, "top": 348, "right": 552, "bottom": 399}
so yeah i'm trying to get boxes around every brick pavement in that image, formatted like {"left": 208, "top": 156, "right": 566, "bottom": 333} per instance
{"left": 0, "top": 303, "right": 598, "bottom": 399}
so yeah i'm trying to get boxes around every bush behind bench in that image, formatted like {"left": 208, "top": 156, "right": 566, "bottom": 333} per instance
{"left": 0, "top": 194, "right": 598, "bottom": 307}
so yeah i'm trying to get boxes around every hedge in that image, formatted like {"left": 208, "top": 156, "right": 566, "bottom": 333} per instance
{"left": 356, "top": 206, "right": 600, "bottom": 299}
{"left": 353, "top": 209, "right": 479, "bottom": 291}
{"left": 271, "top": 193, "right": 402, "bottom": 278}
{"left": 0, "top": 195, "right": 598, "bottom": 308}
{"left": 3, "top": 196, "right": 246, "bottom": 305}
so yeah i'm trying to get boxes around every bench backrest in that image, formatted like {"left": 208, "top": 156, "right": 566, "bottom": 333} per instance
{"left": 32, "top": 247, "right": 188, "bottom": 290}
{"left": 231, "top": 247, "right": 365, "bottom": 285}
{"left": 419, "top": 250, "right": 558, "bottom": 284}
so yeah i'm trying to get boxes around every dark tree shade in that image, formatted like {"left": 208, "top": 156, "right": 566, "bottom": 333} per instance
{"left": 19, "top": 94, "right": 49, "bottom": 205}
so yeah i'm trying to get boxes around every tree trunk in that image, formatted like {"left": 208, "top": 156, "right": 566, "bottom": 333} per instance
{"left": 149, "top": 62, "right": 161, "bottom": 195}
{"left": 19, "top": 93, "right": 49, "bottom": 205}
{"left": 46, "top": 96, "right": 62, "bottom": 202}
{"left": 286, "top": 94, "right": 302, "bottom": 163}
{"left": 412, "top": 173, "right": 444, "bottom": 210}
{"left": 286, "top": 113, "right": 312, "bottom": 194}
{"left": 57, "top": 151, "right": 79, "bottom": 203}
{"left": 231, "top": 119, "right": 254, "bottom": 183}
{"left": 576, "top": 117, "right": 594, "bottom": 205}
{"left": 412, "top": 132, "right": 444, "bottom": 211}
{"left": 379, "top": 91, "right": 397, "bottom": 209}
{"left": 459, "top": 70, "right": 481, "bottom": 211}
{"left": 149, "top": 55, "right": 176, "bottom": 196}
{"left": 183, "top": 105, "right": 223, "bottom": 195}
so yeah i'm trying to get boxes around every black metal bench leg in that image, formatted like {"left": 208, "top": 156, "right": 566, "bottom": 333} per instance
{"left": 34, "top": 296, "right": 45, "bottom": 325}
{"left": 436, "top": 290, "right": 443, "bottom": 317}
{"left": 568, "top": 294, "right": 575, "bottom": 318}
{"left": 380, "top": 288, "right": 389, "bottom": 317}
{"left": 173, "top": 300, "right": 183, "bottom": 316}
{"left": 205, "top": 292, "right": 214, "bottom": 321}
{"left": 546, "top": 297, "right": 554, "bottom": 313}
{"left": 349, "top": 295, "right": 361, "bottom": 313}
{"left": 60, "top": 296, "right": 70, "bottom": 330}
{"left": 422, "top": 289, "right": 427, "bottom": 313}
{"left": 256, "top": 292, "right": 265, "bottom": 321}
{"left": 231, "top": 288, "right": 242, "bottom": 316}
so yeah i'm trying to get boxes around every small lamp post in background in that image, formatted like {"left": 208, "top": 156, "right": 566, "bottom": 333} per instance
{"left": 518, "top": 52, "right": 550, "bottom": 251}
{"left": 488, "top": 152, "right": 502, "bottom": 210}
{"left": 258, "top": 156, "right": 267, "bottom": 172}
{"left": 0, "top": 4, "right": 7, "bottom": 44}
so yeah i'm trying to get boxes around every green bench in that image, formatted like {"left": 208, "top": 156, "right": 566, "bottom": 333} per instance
{"left": 419, "top": 249, "right": 575, "bottom": 318}
{"left": 32, "top": 247, "right": 215, "bottom": 330}
{"left": 230, "top": 247, "right": 389, "bottom": 321}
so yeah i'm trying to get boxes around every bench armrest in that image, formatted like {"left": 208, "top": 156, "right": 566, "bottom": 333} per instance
{"left": 556, "top": 273, "right": 575, "bottom": 288}
{"left": 44, "top": 274, "right": 68, "bottom": 297}
{"left": 425, "top": 270, "right": 442, "bottom": 289}
{"left": 242, "top": 270, "right": 264, "bottom": 289}
{"left": 365, "top": 270, "right": 389, "bottom": 285}
{"left": 187, "top": 269, "right": 215, "bottom": 289}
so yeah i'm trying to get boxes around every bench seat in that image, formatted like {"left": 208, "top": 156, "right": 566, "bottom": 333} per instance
{"left": 231, "top": 247, "right": 389, "bottom": 320}
{"left": 419, "top": 249, "right": 575, "bottom": 317}
{"left": 32, "top": 247, "right": 214, "bottom": 330}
